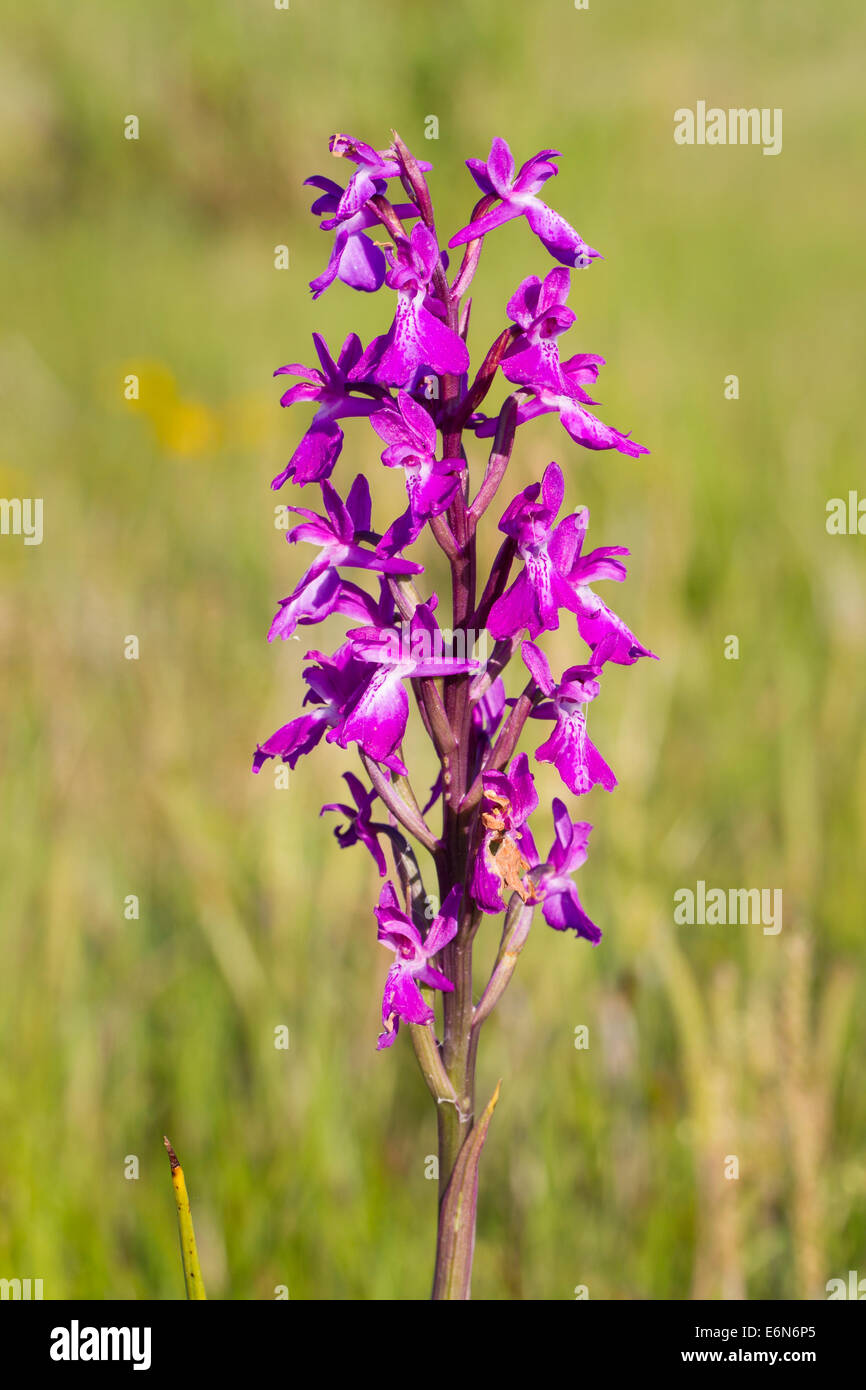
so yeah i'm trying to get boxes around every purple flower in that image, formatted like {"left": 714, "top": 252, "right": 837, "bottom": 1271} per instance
{"left": 375, "top": 224, "right": 469, "bottom": 387}
{"left": 500, "top": 269, "right": 576, "bottom": 394}
{"left": 305, "top": 176, "right": 418, "bottom": 299}
{"left": 555, "top": 509, "right": 657, "bottom": 665}
{"left": 471, "top": 752, "right": 539, "bottom": 914}
{"left": 487, "top": 461, "right": 575, "bottom": 640}
{"left": 532, "top": 801, "right": 600, "bottom": 943}
{"left": 448, "top": 138, "right": 600, "bottom": 269}
{"left": 321, "top": 771, "right": 390, "bottom": 876}
{"left": 267, "top": 571, "right": 396, "bottom": 644}
{"left": 272, "top": 333, "right": 385, "bottom": 488}
{"left": 370, "top": 390, "right": 464, "bottom": 547}
{"left": 522, "top": 640, "right": 617, "bottom": 796}
{"left": 488, "top": 462, "right": 656, "bottom": 663}
{"left": 473, "top": 350, "right": 649, "bottom": 459}
{"left": 252, "top": 641, "right": 369, "bottom": 773}
{"left": 285, "top": 474, "right": 424, "bottom": 581}
{"left": 331, "top": 600, "right": 479, "bottom": 771}
{"left": 328, "top": 133, "right": 432, "bottom": 223}
{"left": 375, "top": 882, "right": 461, "bottom": 1049}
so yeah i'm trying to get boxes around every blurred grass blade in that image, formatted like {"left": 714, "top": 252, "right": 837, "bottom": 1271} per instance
{"left": 163, "top": 1136, "right": 207, "bottom": 1300}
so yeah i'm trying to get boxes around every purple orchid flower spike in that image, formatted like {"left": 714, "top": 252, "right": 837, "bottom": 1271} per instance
{"left": 375, "top": 882, "right": 461, "bottom": 1049}
{"left": 321, "top": 771, "right": 391, "bottom": 877}
{"left": 449, "top": 138, "right": 600, "bottom": 269}
{"left": 328, "top": 133, "right": 432, "bottom": 223}
{"left": 305, "top": 176, "right": 418, "bottom": 298}
{"left": 471, "top": 752, "right": 539, "bottom": 914}
{"left": 501, "top": 269, "right": 576, "bottom": 394}
{"left": 532, "top": 801, "right": 600, "bottom": 943}
{"left": 252, "top": 640, "right": 369, "bottom": 773}
{"left": 523, "top": 639, "right": 617, "bottom": 796}
{"left": 253, "top": 131, "right": 654, "bottom": 1300}
{"left": 370, "top": 390, "right": 465, "bottom": 547}
{"left": 375, "top": 223, "right": 470, "bottom": 386}
{"left": 272, "top": 332, "right": 385, "bottom": 488}
{"left": 285, "top": 474, "right": 424, "bottom": 581}
{"left": 331, "top": 600, "right": 479, "bottom": 771}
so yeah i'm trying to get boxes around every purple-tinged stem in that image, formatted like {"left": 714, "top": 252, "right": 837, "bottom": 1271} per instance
{"left": 451, "top": 329, "right": 517, "bottom": 432}
{"left": 461, "top": 683, "right": 538, "bottom": 817}
{"left": 432, "top": 1081, "right": 501, "bottom": 1300}
{"left": 409, "top": 1022, "right": 462, "bottom": 1110}
{"left": 392, "top": 130, "right": 436, "bottom": 231}
{"left": 450, "top": 196, "right": 496, "bottom": 299}
{"left": 469, "top": 636, "right": 519, "bottom": 704}
{"left": 471, "top": 892, "right": 536, "bottom": 1031}
{"left": 469, "top": 396, "right": 519, "bottom": 525}
{"left": 367, "top": 193, "right": 409, "bottom": 243}
{"left": 473, "top": 538, "right": 517, "bottom": 630}
{"left": 359, "top": 751, "right": 440, "bottom": 853}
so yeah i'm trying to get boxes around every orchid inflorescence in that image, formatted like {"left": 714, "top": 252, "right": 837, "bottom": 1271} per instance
{"left": 253, "top": 131, "right": 654, "bottom": 1298}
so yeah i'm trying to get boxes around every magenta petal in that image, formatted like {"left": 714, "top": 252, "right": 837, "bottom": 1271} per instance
{"left": 408, "top": 222, "right": 441, "bottom": 282}
{"left": 522, "top": 550, "right": 560, "bottom": 637}
{"left": 336, "top": 231, "right": 387, "bottom": 292}
{"left": 540, "top": 460, "right": 565, "bottom": 515}
{"left": 465, "top": 157, "right": 495, "bottom": 195}
{"left": 383, "top": 967, "right": 434, "bottom": 1026}
{"left": 376, "top": 1022, "right": 400, "bottom": 1050}
{"left": 572, "top": 589, "right": 657, "bottom": 665}
{"left": 424, "top": 884, "right": 462, "bottom": 954}
{"left": 502, "top": 338, "right": 568, "bottom": 394}
{"left": 558, "top": 398, "right": 649, "bottom": 457}
{"left": 471, "top": 838, "right": 509, "bottom": 914}
{"left": 337, "top": 666, "right": 409, "bottom": 763}
{"left": 505, "top": 275, "right": 542, "bottom": 326}
{"left": 272, "top": 418, "right": 343, "bottom": 489}
{"left": 383, "top": 294, "right": 469, "bottom": 380}
{"left": 309, "top": 232, "right": 349, "bottom": 300}
{"left": 448, "top": 201, "right": 522, "bottom": 247}
{"left": 488, "top": 571, "right": 538, "bottom": 640}
{"left": 416, "top": 964, "right": 454, "bottom": 993}
{"left": 504, "top": 751, "right": 539, "bottom": 825}
{"left": 535, "top": 710, "right": 616, "bottom": 796}
{"left": 370, "top": 400, "right": 414, "bottom": 448}
{"left": 278, "top": 381, "right": 324, "bottom": 407}
{"left": 345, "top": 473, "right": 372, "bottom": 533}
{"left": 268, "top": 569, "right": 343, "bottom": 641}
{"left": 548, "top": 511, "right": 589, "bottom": 573}
{"left": 485, "top": 137, "right": 516, "bottom": 197}
{"left": 396, "top": 389, "right": 437, "bottom": 449}
{"left": 538, "top": 266, "right": 572, "bottom": 313}
{"left": 524, "top": 200, "right": 600, "bottom": 269}
{"left": 405, "top": 465, "right": 462, "bottom": 525}
{"left": 251, "top": 710, "right": 329, "bottom": 773}
{"left": 541, "top": 883, "right": 601, "bottom": 943}
{"left": 521, "top": 640, "right": 555, "bottom": 694}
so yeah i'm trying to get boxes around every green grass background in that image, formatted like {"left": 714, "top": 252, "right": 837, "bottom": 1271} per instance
{"left": 0, "top": 0, "right": 864, "bottom": 1299}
